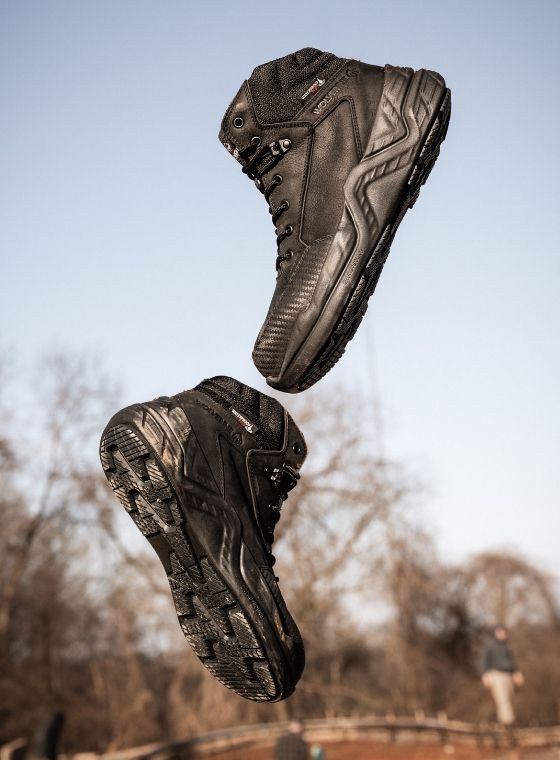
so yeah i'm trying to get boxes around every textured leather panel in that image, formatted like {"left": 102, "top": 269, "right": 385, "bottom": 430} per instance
{"left": 255, "top": 68, "right": 449, "bottom": 389}
{"left": 289, "top": 70, "right": 449, "bottom": 391}
{"left": 350, "top": 62, "right": 385, "bottom": 153}
{"left": 252, "top": 237, "right": 334, "bottom": 377}
{"left": 302, "top": 100, "right": 359, "bottom": 244}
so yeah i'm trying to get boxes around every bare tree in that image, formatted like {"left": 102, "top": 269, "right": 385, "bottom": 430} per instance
{"left": 464, "top": 551, "right": 559, "bottom": 628}
{"left": 2, "top": 355, "right": 559, "bottom": 750}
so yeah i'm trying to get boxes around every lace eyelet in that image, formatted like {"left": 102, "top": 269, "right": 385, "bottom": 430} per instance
{"left": 282, "top": 138, "right": 292, "bottom": 149}
{"left": 251, "top": 135, "right": 261, "bottom": 146}
{"left": 285, "top": 225, "right": 293, "bottom": 235}
{"left": 282, "top": 200, "right": 289, "bottom": 211}
{"left": 233, "top": 116, "right": 244, "bottom": 128}
{"left": 292, "top": 442, "right": 302, "bottom": 454}
{"left": 273, "top": 174, "right": 283, "bottom": 184}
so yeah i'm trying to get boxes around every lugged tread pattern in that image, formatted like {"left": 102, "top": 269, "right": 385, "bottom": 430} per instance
{"left": 100, "top": 423, "right": 278, "bottom": 702}
{"left": 298, "top": 87, "right": 451, "bottom": 391}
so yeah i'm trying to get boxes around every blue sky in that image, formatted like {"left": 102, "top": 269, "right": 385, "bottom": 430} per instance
{"left": 1, "top": 0, "right": 559, "bottom": 573}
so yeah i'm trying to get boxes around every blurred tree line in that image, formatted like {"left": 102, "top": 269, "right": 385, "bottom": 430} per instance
{"left": 0, "top": 354, "right": 558, "bottom": 752}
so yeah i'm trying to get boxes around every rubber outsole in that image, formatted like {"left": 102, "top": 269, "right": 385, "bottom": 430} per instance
{"left": 296, "top": 86, "right": 451, "bottom": 391}
{"left": 100, "top": 421, "right": 284, "bottom": 702}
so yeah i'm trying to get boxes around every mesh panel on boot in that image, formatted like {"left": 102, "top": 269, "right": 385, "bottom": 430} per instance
{"left": 248, "top": 47, "right": 344, "bottom": 124}
{"left": 195, "top": 376, "right": 285, "bottom": 450}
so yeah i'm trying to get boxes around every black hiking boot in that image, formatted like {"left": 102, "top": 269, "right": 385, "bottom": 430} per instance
{"left": 220, "top": 48, "right": 451, "bottom": 392}
{"left": 99, "top": 376, "right": 307, "bottom": 701}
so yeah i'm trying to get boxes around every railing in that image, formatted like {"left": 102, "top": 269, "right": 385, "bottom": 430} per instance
{"left": 4, "top": 718, "right": 560, "bottom": 760}
{"left": 67, "top": 718, "right": 560, "bottom": 760}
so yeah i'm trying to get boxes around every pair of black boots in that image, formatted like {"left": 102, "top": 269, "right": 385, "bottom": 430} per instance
{"left": 100, "top": 48, "right": 451, "bottom": 702}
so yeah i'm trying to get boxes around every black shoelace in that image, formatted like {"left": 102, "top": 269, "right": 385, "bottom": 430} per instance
{"left": 262, "top": 462, "right": 300, "bottom": 575}
{"left": 240, "top": 137, "right": 294, "bottom": 271}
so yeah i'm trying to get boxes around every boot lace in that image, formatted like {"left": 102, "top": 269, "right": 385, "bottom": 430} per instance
{"left": 262, "top": 462, "right": 300, "bottom": 575}
{"left": 240, "top": 137, "right": 294, "bottom": 271}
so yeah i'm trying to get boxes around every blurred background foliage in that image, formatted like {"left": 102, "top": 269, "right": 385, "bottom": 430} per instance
{"left": 1, "top": 353, "right": 558, "bottom": 752}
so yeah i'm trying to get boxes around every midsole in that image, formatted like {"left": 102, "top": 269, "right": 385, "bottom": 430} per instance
{"left": 268, "top": 68, "right": 447, "bottom": 389}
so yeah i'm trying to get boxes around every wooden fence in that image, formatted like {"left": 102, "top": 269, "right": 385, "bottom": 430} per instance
{"left": 62, "top": 718, "right": 560, "bottom": 760}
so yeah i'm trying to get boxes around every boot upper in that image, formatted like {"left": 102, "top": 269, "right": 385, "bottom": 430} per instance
{"left": 219, "top": 48, "right": 385, "bottom": 384}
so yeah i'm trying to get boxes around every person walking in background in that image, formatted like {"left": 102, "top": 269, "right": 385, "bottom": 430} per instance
{"left": 481, "top": 625, "right": 524, "bottom": 725}
{"left": 274, "top": 721, "right": 308, "bottom": 760}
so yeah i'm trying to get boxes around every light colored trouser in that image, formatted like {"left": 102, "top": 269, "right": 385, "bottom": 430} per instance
{"left": 488, "top": 670, "right": 515, "bottom": 725}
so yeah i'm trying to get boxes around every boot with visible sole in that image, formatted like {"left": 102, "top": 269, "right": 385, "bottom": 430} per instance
{"left": 99, "top": 376, "right": 307, "bottom": 702}
{"left": 220, "top": 48, "right": 451, "bottom": 392}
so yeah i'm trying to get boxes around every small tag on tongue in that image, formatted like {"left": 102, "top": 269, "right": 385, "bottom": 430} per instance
{"left": 300, "top": 76, "right": 326, "bottom": 101}
{"left": 231, "top": 407, "right": 259, "bottom": 435}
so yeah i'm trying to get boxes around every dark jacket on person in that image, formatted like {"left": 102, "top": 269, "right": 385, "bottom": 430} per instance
{"left": 481, "top": 637, "right": 517, "bottom": 674}
{"left": 274, "top": 732, "right": 308, "bottom": 760}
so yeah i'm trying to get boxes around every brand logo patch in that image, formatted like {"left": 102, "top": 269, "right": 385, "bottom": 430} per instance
{"left": 312, "top": 68, "right": 358, "bottom": 114}
{"left": 301, "top": 77, "right": 325, "bottom": 101}
{"left": 231, "top": 408, "right": 259, "bottom": 435}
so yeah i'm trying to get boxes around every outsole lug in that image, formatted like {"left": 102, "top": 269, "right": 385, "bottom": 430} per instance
{"left": 100, "top": 423, "right": 279, "bottom": 701}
